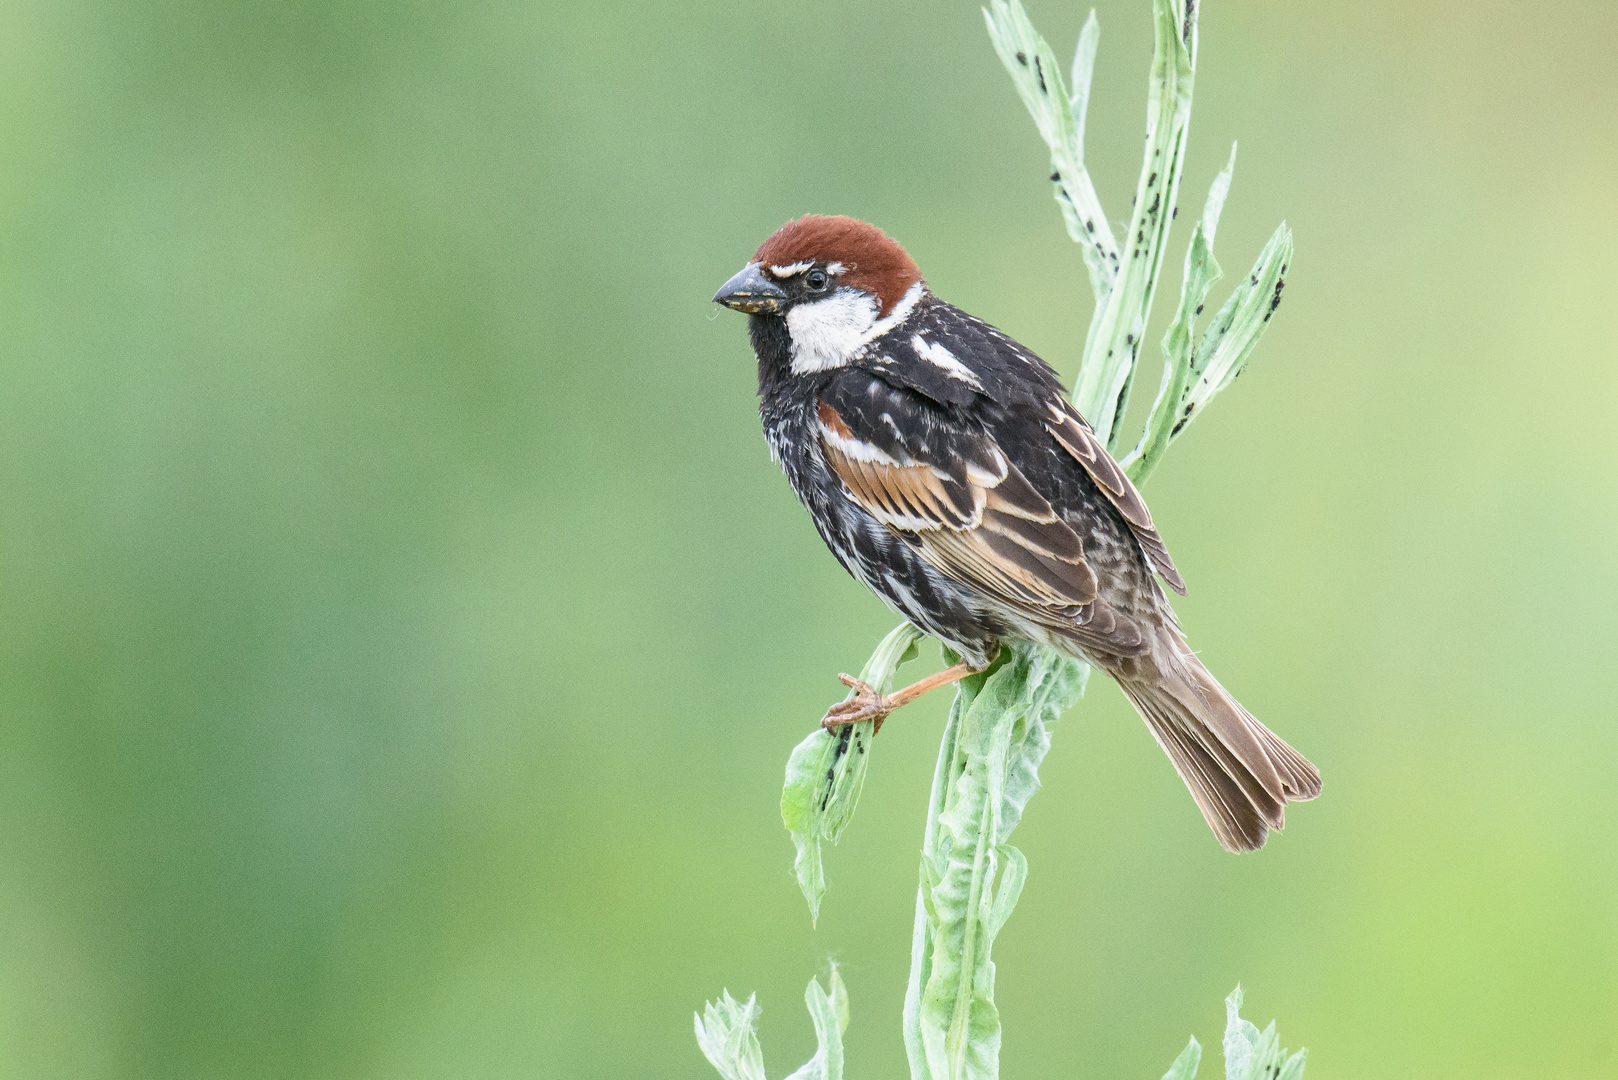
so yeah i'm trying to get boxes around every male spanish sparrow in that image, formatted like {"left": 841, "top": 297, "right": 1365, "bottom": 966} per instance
{"left": 714, "top": 214, "right": 1319, "bottom": 852}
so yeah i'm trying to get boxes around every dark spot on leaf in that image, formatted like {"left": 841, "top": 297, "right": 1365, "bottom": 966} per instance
{"left": 1148, "top": 171, "right": 1158, "bottom": 186}
{"left": 1035, "top": 55, "right": 1047, "bottom": 93}
{"left": 1147, "top": 192, "right": 1160, "bottom": 215}
{"left": 1016, "top": 50, "right": 1028, "bottom": 66}
{"left": 1086, "top": 219, "right": 1095, "bottom": 233}
{"left": 1172, "top": 206, "right": 1179, "bottom": 220}
{"left": 1171, "top": 418, "right": 1187, "bottom": 436}
{"left": 1194, "top": 304, "right": 1203, "bottom": 315}
{"left": 1050, "top": 171, "right": 1061, "bottom": 182}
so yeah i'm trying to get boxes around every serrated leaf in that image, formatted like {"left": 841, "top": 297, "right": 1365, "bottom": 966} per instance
{"left": 1162, "top": 1037, "right": 1203, "bottom": 1080}
{"left": 698, "top": 969, "right": 853, "bottom": 1080}
{"left": 784, "top": 967, "right": 850, "bottom": 1080}
{"left": 694, "top": 991, "right": 766, "bottom": 1080}
{"left": 1181, "top": 223, "right": 1291, "bottom": 426}
{"left": 1071, "top": 0, "right": 1198, "bottom": 448}
{"left": 1222, "top": 987, "right": 1308, "bottom": 1080}
{"left": 781, "top": 622, "right": 924, "bottom": 922}
{"left": 905, "top": 645, "right": 1089, "bottom": 1080}
{"left": 1125, "top": 141, "right": 1235, "bottom": 483}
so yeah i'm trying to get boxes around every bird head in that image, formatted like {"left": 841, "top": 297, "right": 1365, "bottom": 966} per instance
{"left": 714, "top": 215, "right": 925, "bottom": 373}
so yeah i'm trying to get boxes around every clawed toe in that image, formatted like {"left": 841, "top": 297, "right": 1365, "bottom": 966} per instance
{"left": 820, "top": 675, "right": 894, "bottom": 732}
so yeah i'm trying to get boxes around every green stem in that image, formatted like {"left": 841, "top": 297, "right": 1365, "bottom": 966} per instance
{"left": 1070, "top": 0, "right": 1197, "bottom": 444}
{"left": 760, "top": 3, "right": 1302, "bottom": 1079}
{"left": 702, "top": 2, "right": 1314, "bottom": 1074}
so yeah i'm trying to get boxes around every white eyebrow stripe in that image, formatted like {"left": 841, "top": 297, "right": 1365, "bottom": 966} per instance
{"left": 768, "top": 261, "right": 813, "bottom": 277}
{"left": 825, "top": 262, "right": 846, "bottom": 274}
{"left": 910, "top": 335, "right": 985, "bottom": 391}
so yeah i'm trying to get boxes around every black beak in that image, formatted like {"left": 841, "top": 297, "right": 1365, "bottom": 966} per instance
{"left": 713, "top": 262, "right": 788, "bottom": 315}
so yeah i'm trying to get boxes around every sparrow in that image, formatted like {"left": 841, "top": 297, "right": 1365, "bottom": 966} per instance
{"left": 714, "top": 214, "right": 1319, "bottom": 852}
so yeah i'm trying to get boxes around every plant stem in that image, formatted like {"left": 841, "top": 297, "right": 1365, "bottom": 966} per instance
{"left": 748, "top": 3, "right": 1303, "bottom": 1078}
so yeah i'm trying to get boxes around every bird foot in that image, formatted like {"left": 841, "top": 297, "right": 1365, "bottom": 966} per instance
{"left": 820, "top": 674, "right": 895, "bottom": 734}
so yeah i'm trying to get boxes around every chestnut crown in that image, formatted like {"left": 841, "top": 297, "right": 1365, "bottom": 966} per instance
{"left": 752, "top": 215, "right": 923, "bottom": 317}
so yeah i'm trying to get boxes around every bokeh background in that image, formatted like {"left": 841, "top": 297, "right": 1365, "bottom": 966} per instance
{"left": 0, "top": 0, "right": 1614, "bottom": 1076}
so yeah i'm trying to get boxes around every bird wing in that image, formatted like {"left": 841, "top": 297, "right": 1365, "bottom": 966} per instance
{"left": 854, "top": 296, "right": 1185, "bottom": 596}
{"left": 814, "top": 383, "right": 1098, "bottom": 621}
{"left": 1043, "top": 397, "right": 1186, "bottom": 595}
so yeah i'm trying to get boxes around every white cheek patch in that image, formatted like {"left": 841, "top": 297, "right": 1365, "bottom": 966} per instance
{"left": 787, "top": 289, "right": 880, "bottom": 373}
{"left": 911, "top": 335, "right": 985, "bottom": 391}
{"left": 785, "top": 280, "right": 928, "bottom": 374}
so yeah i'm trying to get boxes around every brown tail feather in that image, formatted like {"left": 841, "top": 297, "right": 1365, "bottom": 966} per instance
{"left": 1117, "top": 650, "right": 1320, "bottom": 853}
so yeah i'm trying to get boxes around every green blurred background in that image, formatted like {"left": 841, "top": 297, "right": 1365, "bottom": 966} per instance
{"left": 0, "top": 0, "right": 1614, "bottom": 1076}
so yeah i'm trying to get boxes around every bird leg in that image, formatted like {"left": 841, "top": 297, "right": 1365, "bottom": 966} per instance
{"left": 819, "top": 661, "right": 982, "bottom": 735}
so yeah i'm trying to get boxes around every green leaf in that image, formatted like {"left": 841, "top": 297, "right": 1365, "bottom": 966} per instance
{"left": 1161, "top": 1037, "right": 1203, "bottom": 1080}
{"left": 903, "top": 645, "right": 1088, "bottom": 1080}
{"left": 1125, "top": 141, "right": 1235, "bottom": 484}
{"left": 1069, "top": 10, "right": 1099, "bottom": 126}
{"left": 982, "top": 844, "right": 1026, "bottom": 940}
{"left": 1071, "top": 0, "right": 1198, "bottom": 448}
{"left": 697, "top": 969, "right": 853, "bottom": 1080}
{"left": 1222, "top": 987, "right": 1308, "bottom": 1080}
{"left": 784, "top": 966, "right": 850, "bottom": 1080}
{"left": 1183, "top": 224, "right": 1292, "bottom": 422}
{"left": 694, "top": 991, "right": 766, "bottom": 1080}
{"left": 780, "top": 622, "right": 924, "bottom": 923}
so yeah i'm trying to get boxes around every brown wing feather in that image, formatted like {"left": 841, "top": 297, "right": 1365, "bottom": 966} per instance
{"left": 817, "top": 401, "right": 1097, "bottom": 614}
{"left": 1045, "top": 400, "right": 1187, "bottom": 595}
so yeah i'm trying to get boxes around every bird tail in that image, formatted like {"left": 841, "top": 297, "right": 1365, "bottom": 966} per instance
{"left": 1115, "top": 646, "right": 1320, "bottom": 853}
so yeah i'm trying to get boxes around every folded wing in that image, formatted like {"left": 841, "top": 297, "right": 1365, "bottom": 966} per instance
{"left": 815, "top": 389, "right": 1099, "bottom": 626}
{"left": 1044, "top": 398, "right": 1186, "bottom": 595}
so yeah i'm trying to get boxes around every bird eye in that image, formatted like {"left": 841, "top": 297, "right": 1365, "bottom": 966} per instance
{"left": 805, "top": 269, "right": 829, "bottom": 292}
